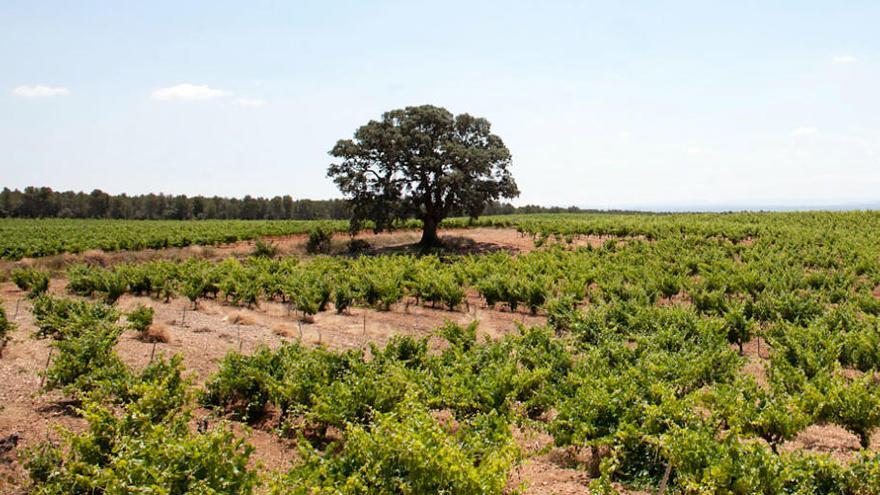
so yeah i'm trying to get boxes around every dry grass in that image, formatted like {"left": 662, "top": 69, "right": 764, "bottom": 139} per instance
{"left": 271, "top": 324, "right": 294, "bottom": 338}
{"left": 138, "top": 322, "right": 171, "bottom": 343}
{"left": 224, "top": 311, "right": 257, "bottom": 326}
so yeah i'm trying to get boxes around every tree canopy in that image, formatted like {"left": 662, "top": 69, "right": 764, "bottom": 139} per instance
{"left": 328, "top": 105, "right": 519, "bottom": 246}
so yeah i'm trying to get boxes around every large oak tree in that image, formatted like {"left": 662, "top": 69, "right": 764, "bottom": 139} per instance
{"left": 328, "top": 105, "right": 519, "bottom": 247}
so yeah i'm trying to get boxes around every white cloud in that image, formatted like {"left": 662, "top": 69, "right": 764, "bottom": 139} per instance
{"left": 832, "top": 55, "right": 858, "bottom": 64}
{"left": 233, "top": 97, "right": 267, "bottom": 107}
{"left": 12, "top": 85, "right": 70, "bottom": 98}
{"left": 790, "top": 126, "right": 818, "bottom": 137}
{"left": 617, "top": 130, "right": 631, "bottom": 140}
{"left": 151, "top": 83, "right": 228, "bottom": 101}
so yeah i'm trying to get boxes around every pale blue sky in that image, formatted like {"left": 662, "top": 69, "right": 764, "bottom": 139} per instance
{"left": 2, "top": 1, "right": 878, "bottom": 209}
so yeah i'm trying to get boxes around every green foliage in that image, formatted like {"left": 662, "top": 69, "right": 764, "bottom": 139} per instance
{"left": 328, "top": 105, "right": 519, "bottom": 246}
{"left": 28, "top": 295, "right": 127, "bottom": 397}
{"left": 31, "top": 294, "right": 119, "bottom": 339}
{"left": 705, "top": 377, "right": 811, "bottom": 451}
{"left": 252, "top": 237, "right": 279, "bottom": 257}
{"left": 0, "top": 217, "right": 353, "bottom": 260}
{"left": 11, "top": 267, "right": 50, "bottom": 298}
{"left": 724, "top": 299, "right": 753, "bottom": 354}
{"left": 25, "top": 375, "right": 256, "bottom": 495}
{"left": 545, "top": 295, "right": 579, "bottom": 334}
{"left": 820, "top": 376, "right": 880, "bottom": 449}
{"left": 767, "top": 321, "right": 841, "bottom": 380}
{"left": 16, "top": 211, "right": 880, "bottom": 493}
{"left": 306, "top": 223, "right": 333, "bottom": 254}
{"left": 126, "top": 303, "right": 154, "bottom": 333}
{"left": 202, "top": 342, "right": 356, "bottom": 424}
{"left": 201, "top": 349, "right": 278, "bottom": 422}
{"left": 270, "top": 400, "right": 517, "bottom": 495}
{"left": 662, "top": 427, "right": 785, "bottom": 494}
{"left": 661, "top": 426, "right": 880, "bottom": 495}
{"left": 43, "top": 318, "right": 126, "bottom": 395}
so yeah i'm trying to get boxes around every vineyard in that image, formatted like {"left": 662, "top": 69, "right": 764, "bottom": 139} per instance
{"left": 2, "top": 212, "right": 880, "bottom": 493}
{"left": 0, "top": 218, "right": 344, "bottom": 260}
{"left": 0, "top": 210, "right": 842, "bottom": 261}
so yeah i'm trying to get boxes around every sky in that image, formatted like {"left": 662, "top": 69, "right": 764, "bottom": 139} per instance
{"left": 1, "top": 1, "right": 878, "bottom": 210}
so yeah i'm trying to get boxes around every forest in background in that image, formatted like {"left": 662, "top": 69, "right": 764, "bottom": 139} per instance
{"left": 0, "top": 186, "right": 594, "bottom": 221}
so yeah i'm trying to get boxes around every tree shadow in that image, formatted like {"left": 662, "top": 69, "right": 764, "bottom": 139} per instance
{"left": 367, "top": 234, "right": 519, "bottom": 257}
{"left": 36, "top": 399, "right": 82, "bottom": 417}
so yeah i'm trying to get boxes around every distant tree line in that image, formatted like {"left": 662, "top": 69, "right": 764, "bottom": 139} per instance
{"left": 0, "top": 187, "right": 350, "bottom": 220}
{"left": 0, "top": 186, "right": 612, "bottom": 220}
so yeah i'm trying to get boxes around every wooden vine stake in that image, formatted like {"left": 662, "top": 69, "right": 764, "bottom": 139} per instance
{"left": 14, "top": 298, "right": 22, "bottom": 320}
{"left": 150, "top": 341, "right": 157, "bottom": 363}
{"left": 39, "top": 348, "right": 53, "bottom": 389}
{"left": 657, "top": 463, "right": 672, "bottom": 495}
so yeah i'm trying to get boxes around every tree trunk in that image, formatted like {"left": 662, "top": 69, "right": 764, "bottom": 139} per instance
{"left": 419, "top": 217, "right": 441, "bottom": 247}
{"left": 859, "top": 431, "right": 870, "bottom": 449}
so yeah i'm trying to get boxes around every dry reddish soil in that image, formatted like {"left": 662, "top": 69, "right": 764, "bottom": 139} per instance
{"left": 1, "top": 228, "right": 539, "bottom": 276}
{"left": 0, "top": 228, "right": 874, "bottom": 494}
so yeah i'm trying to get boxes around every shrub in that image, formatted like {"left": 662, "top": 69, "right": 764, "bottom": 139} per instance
{"left": 333, "top": 284, "right": 354, "bottom": 314}
{"left": 31, "top": 295, "right": 119, "bottom": 340}
{"left": 252, "top": 238, "right": 279, "bottom": 258}
{"left": 724, "top": 300, "right": 753, "bottom": 354}
{"left": 100, "top": 270, "right": 128, "bottom": 303}
{"left": 661, "top": 427, "right": 786, "bottom": 494}
{"left": 25, "top": 382, "right": 256, "bottom": 494}
{"left": 112, "top": 355, "right": 190, "bottom": 421}
{"left": 270, "top": 400, "right": 517, "bottom": 495}
{"left": 849, "top": 451, "right": 880, "bottom": 493}
{"left": 823, "top": 376, "right": 880, "bottom": 449}
{"left": 706, "top": 377, "right": 811, "bottom": 452}
{"left": 66, "top": 263, "right": 100, "bottom": 296}
{"left": 11, "top": 267, "right": 50, "bottom": 298}
{"left": 767, "top": 321, "right": 841, "bottom": 380}
{"left": 347, "top": 238, "right": 371, "bottom": 254}
{"left": 545, "top": 295, "right": 579, "bottom": 334}
{"left": 43, "top": 321, "right": 126, "bottom": 395}
{"left": 201, "top": 349, "right": 278, "bottom": 422}
{"left": 306, "top": 224, "right": 333, "bottom": 254}
{"left": 202, "top": 343, "right": 356, "bottom": 425}
{"left": 306, "top": 361, "right": 414, "bottom": 430}
{"left": 838, "top": 316, "right": 880, "bottom": 372}
{"left": 126, "top": 304, "right": 154, "bottom": 334}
